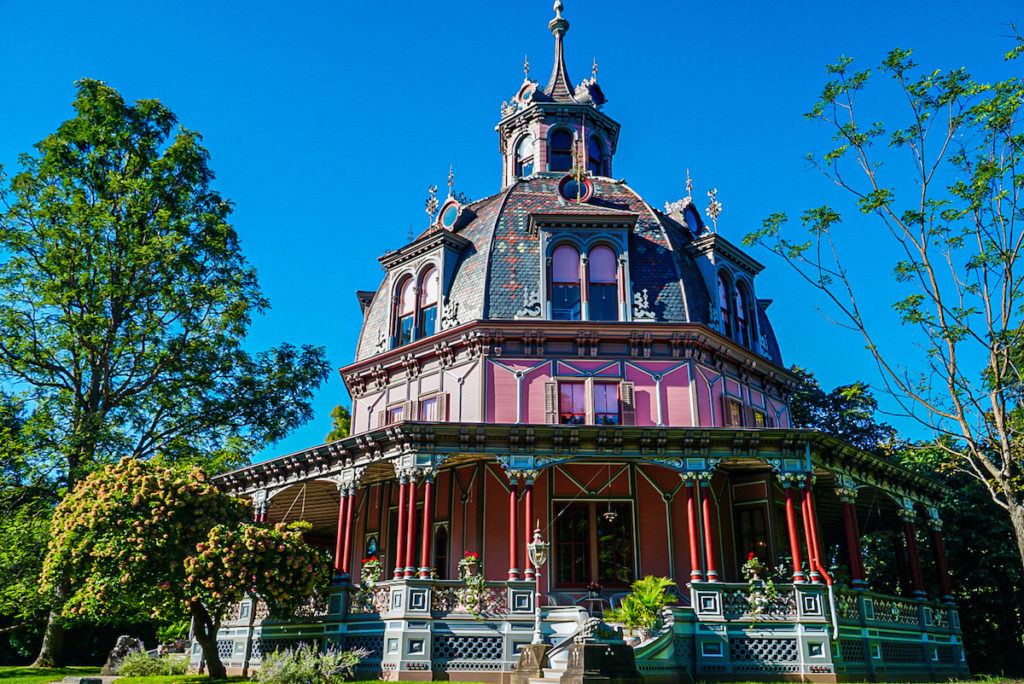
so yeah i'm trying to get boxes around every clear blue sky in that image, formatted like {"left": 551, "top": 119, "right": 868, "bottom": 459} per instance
{"left": 1, "top": 1, "right": 1020, "bottom": 461}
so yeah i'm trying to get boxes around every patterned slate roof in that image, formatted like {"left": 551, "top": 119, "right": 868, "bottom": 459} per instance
{"left": 353, "top": 175, "right": 784, "bottom": 366}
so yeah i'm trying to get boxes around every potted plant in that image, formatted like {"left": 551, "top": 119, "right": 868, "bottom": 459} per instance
{"left": 602, "top": 576, "right": 676, "bottom": 642}
{"left": 586, "top": 581, "right": 602, "bottom": 599}
{"left": 741, "top": 552, "right": 779, "bottom": 625}
{"left": 458, "top": 550, "right": 480, "bottom": 576}
{"left": 457, "top": 551, "right": 487, "bottom": 618}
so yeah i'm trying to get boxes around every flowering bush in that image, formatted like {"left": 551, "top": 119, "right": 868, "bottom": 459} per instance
{"left": 255, "top": 643, "right": 370, "bottom": 683}
{"left": 116, "top": 649, "right": 187, "bottom": 676}
{"left": 456, "top": 551, "right": 487, "bottom": 618}
{"left": 40, "top": 457, "right": 328, "bottom": 679}
{"left": 741, "top": 552, "right": 780, "bottom": 624}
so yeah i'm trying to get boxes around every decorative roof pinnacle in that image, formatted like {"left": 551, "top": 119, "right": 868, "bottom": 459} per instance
{"left": 592, "top": 57, "right": 598, "bottom": 80}
{"left": 545, "top": 0, "right": 574, "bottom": 100}
{"left": 523, "top": 54, "right": 530, "bottom": 81}
{"left": 425, "top": 185, "right": 439, "bottom": 225}
{"left": 447, "top": 165, "right": 455, "bottom": 198}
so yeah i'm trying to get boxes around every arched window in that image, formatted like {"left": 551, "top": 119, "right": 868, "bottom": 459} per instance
{"left": 397, "top": 277, "right": 416, "bottom": 346}
{"left": 717, "top": 273, "right": 732, "bottom": 338}
{"left": 551, "top": 245, "right": 581, "bottom": 320}
{"left": 419, "top": 267, "right": 439, "bottom": 338}
{"left": 516, "top": 136, "right": 534, "bottom": 177}
{"left": 587, "top": 136, "right": 603, "bottom": 175}
{"left": 734, "top": 282, "right": 751, "bottom": 347}
{"left": 588, "top": 245, "right": 619, "bottom": 321}
{"left": 549, "top": 130, "right": 573, "bottom": 172}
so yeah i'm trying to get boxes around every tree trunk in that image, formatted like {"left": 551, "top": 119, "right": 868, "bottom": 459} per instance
{"left": 1010, "top": 500, "right": 1024, "bottom": 577}
{"left": 30, "top": 608, "right": 65, "bottom": 668}
{"left": 191, "top": 602, "right": 226, "bottom": 680}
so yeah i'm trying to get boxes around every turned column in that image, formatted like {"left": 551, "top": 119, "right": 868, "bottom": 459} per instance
{"left": 699, "top": 476, "right": 719, "bottom": 582}
{"left": 508, "top": 476, "right": 520, "bottom": 581}
{"left": 683, "top": 476, "right": 703, "bottom": 582}
{"left": 926, "top": 507, "right": 954, "bottom": 604}
{"left": 341, "top": 485, "right": 356, "bottom": 579}
{"left": 799, "top": 479, "right": 822, "bottom": 582}
{"left": 783, "top": 483, "right": 805, "bottom": 583}
{"left": 419, "top": 473, "right": 435, "bottom": 578}
{"left": 899, "top": 501, "right": 927, "bottom": 599}
{"left": 333, "top": 485, "right": 351, "bottom": 578}
{"left": 394, "top": 474, "right": 408, "bottom": 579}
{"left": 523, "top": 475, "right": 535, "bottom": 581}
{"left": 837, "top": 480, "right": 866, "bottom": 589}
{"left": 404, "top": 475, "right": 418, "bottom": 578}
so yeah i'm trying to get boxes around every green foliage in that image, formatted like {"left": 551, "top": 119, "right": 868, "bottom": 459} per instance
{"left": 602, "top": 576, "right": 675, "bottom": 631}
{"left": 40, "top": 458, "right": 328, "bottom": 678}
{"left": 255, "top": 643, "right": 368, "bottom": 684}
{"left": 325, "top": 405, "right": 351, "bottom": 442}
{"left": 115, "top": 650, "right": 186, "bottom": 677}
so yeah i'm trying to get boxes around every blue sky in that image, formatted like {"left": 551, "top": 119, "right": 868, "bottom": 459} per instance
{"left": 1, "top": 1, "right": 1020, "bottom": 461}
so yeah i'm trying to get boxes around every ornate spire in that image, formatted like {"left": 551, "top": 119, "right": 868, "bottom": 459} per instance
{"left": 447, "top": 165, "right": 455, "bottom": 198}
{"left": 544, "top": 0, "right": 574, "bottom": 101}
{"left": 523, "top": 54, "right": 530, "bottom": 81}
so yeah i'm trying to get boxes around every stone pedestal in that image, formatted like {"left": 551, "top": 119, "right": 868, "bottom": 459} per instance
{"left": 511, "top": 643, "right": 552, "bottom": 684}
{"left": 560, "top": 641, "right": 643, "bottom": 684}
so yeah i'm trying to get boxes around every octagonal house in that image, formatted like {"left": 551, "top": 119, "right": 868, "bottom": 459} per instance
{"left": 203, "top": 5, "right": 967, "bottom": 682}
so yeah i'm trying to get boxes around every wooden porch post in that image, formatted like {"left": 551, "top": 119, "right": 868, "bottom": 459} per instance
{"left": 899, "top": 501, "right": 927, "bottom": 599}
{"left": 404, "top": 476, "right": 418, "bottom": 578}
{"left": 926, "top": 507, "right": 954, "bottom": 604}
{"left": 333, "top": 485, "right": 350, "bottom": 578}
{"left": 508, "top": 476, "right": 520, "bottom": 580}
{"left": 783, "top": 483, "right": 805, "bottom": 583}
{"left": 799, "top": 480, "right": 821, "bottom": 582}
{"left": 341, "top": 485, "right": 356, "bottom": 579}
{"left": 523, "top": 476, "right": 535, "bottom": 581}
{"left": 394, "top": 474, "right": 408, "bottom": 579}
{"left": 684, "top": 477, "right": 703, "bottom": 582}
{"left": 699, "top": 475, "right": 719, "bottom": 582}
{"left": 419, "top": 473, "right": 435, "bottom": 578}
{"left": 836, "top": 479, "right": 866, "bottom": 589}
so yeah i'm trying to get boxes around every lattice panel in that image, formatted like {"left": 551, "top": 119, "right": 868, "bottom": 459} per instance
{"left": 342, "top": 634, "right": 384, "bottom": 662}
{"left": 432, "top": 635, "right": 503, "bottom": 666}
{"left": 840, "top": 639, "right": 866, "bottom": 663}
{"left": 935, "top": 645, "right": 956, "bottom": 664}
{"left": 722, "top": 588, "right": 797, "bottom": 620}
{"left": 216, "top": 639, "right": 234, "bottom": 660}
{"left": 881, "top": 641, "right": 925, "bottom": 664}
{"left": 729, "top": 638, "right": 799, "bottom": 662}
{"left": 251, "top": 637, "right": 321, "bottom": 660}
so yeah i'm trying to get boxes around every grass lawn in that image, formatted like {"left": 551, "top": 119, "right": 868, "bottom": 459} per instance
{"left": 0, "top": 666, "right": 100, "bottom": 684}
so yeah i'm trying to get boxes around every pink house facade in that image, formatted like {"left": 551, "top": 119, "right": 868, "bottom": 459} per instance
{"left": 202, "top": 5, "right": 967, "bottom": 681}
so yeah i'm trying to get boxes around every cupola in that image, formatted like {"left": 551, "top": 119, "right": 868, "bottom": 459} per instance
{"left": 496, "top": 1, "right": 621, "bottom": 187}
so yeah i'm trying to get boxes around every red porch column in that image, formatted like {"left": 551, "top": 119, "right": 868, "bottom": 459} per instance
{"left": 341, "top": 485, "right": 356, "bottom": 578}
{"left": 683, "top": 477, "right": 703, "bottom": 582}
{"left": 523, "top": 475, "right": 535, "bottom": 581}
{"left": 926, "top": 508, "right": 954, "bottom": 603}
{"left": 799, "top": 481, "right": 821, "bottom": 582}
{"left": 404, "top": 475, "right": 418, "bottom": 578}
{"left": 419, "top": 473, "right": 435, "bottom": 578}
{"left": 508, "top": 476, "right": 520, "bottom": 581}
{"left": 394, "top": 474, "right": 408, "bottom": 579}
{"left": 783, "top": 483, "right": 805, "bottom": 583}
{"left": 837, "top": 480, "right": 866, "bottom": 589}
{"left": 334, "top": 485, "right": 351, "bottom": 578}
{"left": 899, "top": 503, "right": 927, "bottom": 599}
{"left": 699, "top": 476, "right": 719, "bottom": 582}
{"left": 805, "top": 477, "right": 829, "bottom": 578}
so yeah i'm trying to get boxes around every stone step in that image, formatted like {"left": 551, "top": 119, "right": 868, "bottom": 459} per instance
{"left": 542, "top": 667, "right": 565, "bottom": 678}
{"left": 527, "top": 678, "right": 561, "bottom": 684}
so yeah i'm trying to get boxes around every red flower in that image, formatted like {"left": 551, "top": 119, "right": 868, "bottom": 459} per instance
{"left": 748, "top": 552, "right": 756, "bottom": 560}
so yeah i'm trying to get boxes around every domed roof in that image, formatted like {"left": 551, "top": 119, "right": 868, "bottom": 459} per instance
{"left": 354, "top": 175, "right": 784, "bottom": 365}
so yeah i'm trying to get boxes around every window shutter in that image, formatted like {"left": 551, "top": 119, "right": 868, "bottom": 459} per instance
{"left": 377, "top": 410, "right": 387, "bottom": 428}
{"left": 722, "top": 396, "right": 738, "bottom": 427}
{"left": 620, "top": 381, "right": 636, "bottom": 426}
{"left": 744, "top": 405, "right": 756, "bottom": 428}
{"left": 437, "top": 393, "right": 449, "bottom": 421}
{"left": 544, "top": 382, "right": 558, "bottom": 424}
{"left": 404, "top": 400, "right": 416, "bottom": 421}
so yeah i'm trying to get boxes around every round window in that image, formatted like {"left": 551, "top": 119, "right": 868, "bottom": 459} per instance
{"left": 440, "top": 201, "right": 461, "bottom": 228}
{"left": 558, "top": 174, "right": 594, "bottom": 203}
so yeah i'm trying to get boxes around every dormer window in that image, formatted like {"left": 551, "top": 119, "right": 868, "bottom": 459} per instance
{"left": 587, "top": 136, "right": 603, "bottom": 175}
{"left": 587, "top": 245, "right": 619, "bottom": 321}
{"left": 516, "top": 136, "right": 535, "bottom": 177}
{"left": 397, "top": 277, "right": 416, "bottom": 346}
{"left": 549, "top": 130, "right": 573, "bottom": 172}
{"left": 551, "top": 244, "right": 581, "bottom": 320}
{"left": 419, "top": 267, "right": 439, "bottom": 337}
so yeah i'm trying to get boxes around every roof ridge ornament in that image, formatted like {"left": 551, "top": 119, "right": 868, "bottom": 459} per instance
{"left": 545, "top": 0, "right": 574, "bottom": 100}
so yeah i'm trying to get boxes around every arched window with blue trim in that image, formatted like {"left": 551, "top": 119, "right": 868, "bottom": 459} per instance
{"left": 587, "top": 245, "right": 619, "bottom": 321}
{"left": 551, "top": 244, "right": 581, "bottom": 320}
{"left": 549, "top": 130, "right": 573, "bottom": 172}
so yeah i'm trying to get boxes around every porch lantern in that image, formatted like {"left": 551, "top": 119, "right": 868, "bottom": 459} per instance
{"left": 527, "top": 526, "right": 549, "bottom": 645}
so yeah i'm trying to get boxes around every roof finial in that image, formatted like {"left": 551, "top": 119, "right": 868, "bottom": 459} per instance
{"left": 705, "top": 188, "right": 722, "bottom": 233}
{"left": 592, "top": 57, "right": 598, "bottom": 80}
{"left": 545, "top": 0, "right": 573, "bottom": 99}
{"left": 447, "top": 165, "right": 455, "bottom": 198}
{"left": 553, "top": 0, "right": 563, "bottom": 19}
{"left": 523, "top": 54, "right": 530, "bottom": 81}
{"left": 425, "top": 185, "right": 439, "bottom": 225}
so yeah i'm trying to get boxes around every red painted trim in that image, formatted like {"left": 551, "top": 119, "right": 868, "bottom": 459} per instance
{"left": 784, "top": 487, "right": 804, "bottom": 583}
{"left": 404, "top": 479, "right": 418, "bottom": 577}
{"left": 508, "top": 481, "right": 520, "bottom": 580}
{"left": 700, "top": 482, "right": 718, "bottom": 581}
{"left": 903, "top": 520, "right": 926, "bottom": 598}
{"left": 523, "top": 482, "right": 535, "bottom": 580}
{"left": 342, "top": 491, "right": 355, "bottom": 577}
{"left": 419, "top": 479, "right": 435, "bottom": 577}
{"left": 799, "top": 486, "right": 820, "bottom": 582}
{"left": 334, "top": 492, "right": 349, "bottom": 576}
{"left": 805, "top": 482, "right": 833, "bottom": 585}
{"left": 686, "top": 482, "right": 702, "bottom": 581}
{"left": 841, "top": 502, "right": 864, "bottom": 585}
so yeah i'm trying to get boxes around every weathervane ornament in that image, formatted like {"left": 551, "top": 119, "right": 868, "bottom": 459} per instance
{"left": 523, "top": 54, "right": 530, "bottom": 80}
{"left": 705, "top": 187, "right": 722, "bottom": 232}
{"left": 425, "top": 185, "right": 439, "bottom": 224}
{"left": 592, "top": 57, "right": 598, "bottom": 80}
{"left": 447, "top": 165, "right": 455, "bottom": 198}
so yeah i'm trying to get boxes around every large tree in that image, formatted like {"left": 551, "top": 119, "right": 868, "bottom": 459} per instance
{"left": 0, "top": 79, "right": 331, "bottom": 665}
{"left": 42, "top": 458, "right": 328, "bottom": 680}
{"left": 744, "top": 37, "right": 1024, "bottom": 572}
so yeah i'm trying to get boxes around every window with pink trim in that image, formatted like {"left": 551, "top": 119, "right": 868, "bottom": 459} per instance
{"left": 559, "top": 381, "right": 586, "bottom": 424}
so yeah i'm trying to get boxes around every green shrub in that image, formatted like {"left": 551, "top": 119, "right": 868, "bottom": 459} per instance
{"left": 115, "top": 650, "right": 187, "bottom": 677}
{"left": 255, "top": 643, "right": 368, "bottom": 683}
{"left": 602, "top": 575, "right": 676, "bottom": 632}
